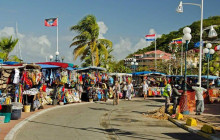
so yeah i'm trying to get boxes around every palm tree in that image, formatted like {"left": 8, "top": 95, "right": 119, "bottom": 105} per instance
{"left": 0, "top": 36, "right": 18, "bottom": 61}
{"left": 70, "top": 15, "right": 112, "bottom": 66}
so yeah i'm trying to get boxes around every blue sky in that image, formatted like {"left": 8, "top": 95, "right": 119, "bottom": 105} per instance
{"left": 0, "top": 0, "right": 219, "bottom": 65}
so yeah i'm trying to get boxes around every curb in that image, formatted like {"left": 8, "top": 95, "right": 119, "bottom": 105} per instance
{"left": 168, "top": 116, "right": 220, "bottom": 140}
{"left": 4, "top": 102, "right": 93, "bottom": 140}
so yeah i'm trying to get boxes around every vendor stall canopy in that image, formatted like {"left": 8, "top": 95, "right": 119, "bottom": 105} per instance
{"left": 166, "top": 75, "right": 219, "bottom": 80}
{"left": 109, "top": 73, "right": 132, "bottom": 77}
{"left": 3, "top": 61, "right": 19, "bottom": 65}
{"left": 37, "top": 64, "right": 60, "bottom": 69}
{"left": 76, "top": 66, "right": 106, "bottom": 72}
{"left": 132, "top": 71, "right": 166, "bottom": 76}
{"left": 36, "top": 62, "right": 69, "bottom": 68}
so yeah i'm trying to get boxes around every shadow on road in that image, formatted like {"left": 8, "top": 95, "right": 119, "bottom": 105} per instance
{"left": 162, "top": 132, "right": 207, "bottom": 140}
{"left": 27, "top": 120, "right": 169, "bottom": 140}
{"left": 94, "top": 102, "right": 113, "bottom": 106}
{"left": 148, "top": 98, "right": 164, "bottom": 103}
{"left": 145, "top": 104, "right": 162, "bottom": 107}
{"left": 28, "top": 120, "right": 176, "bottom": 140}
{"left": 132, "top": 110, "right": 146, "bottom": 114}
{"left": 89, "top": 107, "right": 110, "bottom": 111}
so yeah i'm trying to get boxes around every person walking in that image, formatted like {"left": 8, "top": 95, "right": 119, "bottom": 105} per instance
{"left": 127, "top": 81, "right": 133, "bottom": 101}
{"left": 163, "top": 81, "right": 172, "bottom": 114}
{"left": 171, "top": 84, "right": 182, "bottom": 115}
{"left": 113, "top": 81, "right": 120, "bottom": 105}
{"left": 191, "top": 83, "right": 207, "bottom": 115}
{"left": 142, "top": 80, "right": 149, "bottom": 100}
{"left": 102, "top": 82, "right": 108, "bottom": 102}
{"left": 122, "top": 82, "right": 127, "bottom": 100}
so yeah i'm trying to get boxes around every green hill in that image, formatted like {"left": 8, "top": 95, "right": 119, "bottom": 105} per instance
{"left": 126, "top": 16, "right": 220, "bottom": 58}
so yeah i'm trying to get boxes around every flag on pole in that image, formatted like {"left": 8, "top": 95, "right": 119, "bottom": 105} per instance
{"left": 45, "top": 18, "right": 58, "bottom": 27}
{"left": 145, "top": 34, "right": 156, "bottom": 41}
{"left": 172, "top": 37, "right": 182, "bottom": 44}
{"left": 214, "top": 45, "right": 220, "bottom": 51}
{"left": 194, "top": 41, "right": 203, "bottom": 47}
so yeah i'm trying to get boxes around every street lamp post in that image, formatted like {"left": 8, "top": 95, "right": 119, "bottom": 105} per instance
{"left": 203, "top": 43, "right": 215, "bottom": 93}
{"left": 55, "top": 51, "right": 59, "bottom": 62}
{"left": 177, "top": 0, "right": 203, "bottom": 88}
{"left": 131, "top": 58, "right": 138, "bottom": 73}
{"left": 181, "top": 27, "right": 192, "bottom": 115}
{"left": 49, "top": 55, "right": 53, "bottom": 62}
{"left": 61, "top": 56, "right": 65, "bottom": 62}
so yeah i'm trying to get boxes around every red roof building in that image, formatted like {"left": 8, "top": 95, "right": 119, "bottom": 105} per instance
{"left": 124, "top": 50, "right": 172, "bottom": 69}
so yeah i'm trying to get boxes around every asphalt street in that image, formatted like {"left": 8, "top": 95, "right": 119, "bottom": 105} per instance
{"left": 14, "top": 98, "right": 207, "bottom": 140}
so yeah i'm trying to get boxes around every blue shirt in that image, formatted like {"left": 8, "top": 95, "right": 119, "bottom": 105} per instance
{"left": 109, "top": 77, "right": 114, "bottom": 84}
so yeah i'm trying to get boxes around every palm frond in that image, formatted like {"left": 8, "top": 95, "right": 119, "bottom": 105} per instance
{"left": 98, "top": 39, "right": 112, "bottom": 48}
{"left": 73, "top": 44, "right": 88, "bottom": 60}
{"left": 80, "top": 47, "right": 90, "bottom": 61}
{"left": 70, "top": 40, "right": 86, "bottom": 47}
{"left": 99, "top": 44, "right": 108, "bottom": 60}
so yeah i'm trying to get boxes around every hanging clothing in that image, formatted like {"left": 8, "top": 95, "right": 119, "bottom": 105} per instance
{"left": 126, "top": 83, "right": 133, "bottom": 100}
{"left": 13, "top": 68, "right": 20, "bottom": 84}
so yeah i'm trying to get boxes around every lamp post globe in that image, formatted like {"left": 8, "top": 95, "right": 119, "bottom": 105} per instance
{"left": 183, "top": 27, "right": 191, "bottom": 34}
{"left": 49, "top": 55, "right": 53, "bottom": 61}
{"left": 206, "top": 43, "right": 212, "bottom": 49}
{"left": 135, "top": 62, "right": 138, "bottom": 66}
{"left": 183, "top": 33, "right": 192, "bottom": 41}
{"left": 203, "top": 48, "right": 209, "bottom": 54}
{"left": 55, "top": 51, "right": 59, "bottom": 56}
{"left": 208, "top": 26, "right": 218, "bottom": 38}
{"left": 49, "top": 55, "right": 53, "bottom": 59}
{"left": 209, "top": 49, "right": 215, "bottom": 54}
{"left": 131, "top": 62, "right": 134, "bottom": 65}
{"left": 133, "top": 58, "right": 136, "bottom": 62}
{"left": 176, "top": 1, "right": 183, "bottom": 13}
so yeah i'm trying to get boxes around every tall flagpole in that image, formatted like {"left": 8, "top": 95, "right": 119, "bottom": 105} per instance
{"left": 155, "top": 34, "right": 157, "bottom": 70}
{"left": 57, "top": 17, "right": 59, "bottom": 53}
{"left": 16, "top": 22, "right": 22, "bottom": 60}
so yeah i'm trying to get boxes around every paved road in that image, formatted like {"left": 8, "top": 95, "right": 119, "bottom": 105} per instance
{"left": 15, "top": 98, "right": 207, "bottom": 140}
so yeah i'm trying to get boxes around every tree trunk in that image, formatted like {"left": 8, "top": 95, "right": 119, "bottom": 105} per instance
{"left": 92, "top": 54, "right": 95, "bottom": 66}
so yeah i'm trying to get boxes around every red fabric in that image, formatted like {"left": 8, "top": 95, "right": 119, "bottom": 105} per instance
{"left": 42, "top": 85, "right": 47, "bottom": 92}
{"left": 79, "top": 75, "right": 82, "bottom": 82}
{"left": 62, "top": 86, "right": 65, "bottom": 92}
{"left": 37, "top": 62, "right": 68, "bottom": 68}
{"left": 0, "top": 104, "right": 2, "bottom": 110}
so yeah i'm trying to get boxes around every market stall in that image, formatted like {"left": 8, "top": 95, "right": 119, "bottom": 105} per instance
{"left": 76, "top": 66, "right": 108, "bottom": 102}
{"left": 132, "top": 71, "right": 166, "bottom": 97}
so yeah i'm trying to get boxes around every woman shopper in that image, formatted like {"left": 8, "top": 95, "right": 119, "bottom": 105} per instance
{"left": 127, "top": 81, "right": 133, "bottom": 100}
{"left": 113, "top": 81, "right": 120, "bottom": 105}
{"left": 102, "top": 82, "right": 108, "bottom": 102}
{"left": 122, "top": 81, "right": 127, "bottom": 100}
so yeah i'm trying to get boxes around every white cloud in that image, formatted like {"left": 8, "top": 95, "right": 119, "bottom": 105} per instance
{"left": 112, "top": 38, "right": 133, "bottom": 60}
{"left": 149, "top": 28, "right": 162, "bottom": 38}
{"left": 0, "top": 27, "right": 24, "bottom": 39}
{"left": 0, "top": 26, "right": 52, "bottom": 62}
{"left": 112, "top": 28, "right": 162, "bottom": 60}
{"left": 97, "top": 21, "right": 108, "bottom": 39}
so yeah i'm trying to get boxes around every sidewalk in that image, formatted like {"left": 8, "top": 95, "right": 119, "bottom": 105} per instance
{"left": 169, "top": 103, "right": 220, "bottom": 140}
{"left": 0, "top": 105, "right": 54, "bottom": 140}
{"left": 0, "top": 102, "right": 91, "bottom": 140}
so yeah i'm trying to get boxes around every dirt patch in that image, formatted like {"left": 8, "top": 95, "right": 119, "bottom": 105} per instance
{"left": 145, "top": 106, "right": 169, "bottom": 120}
